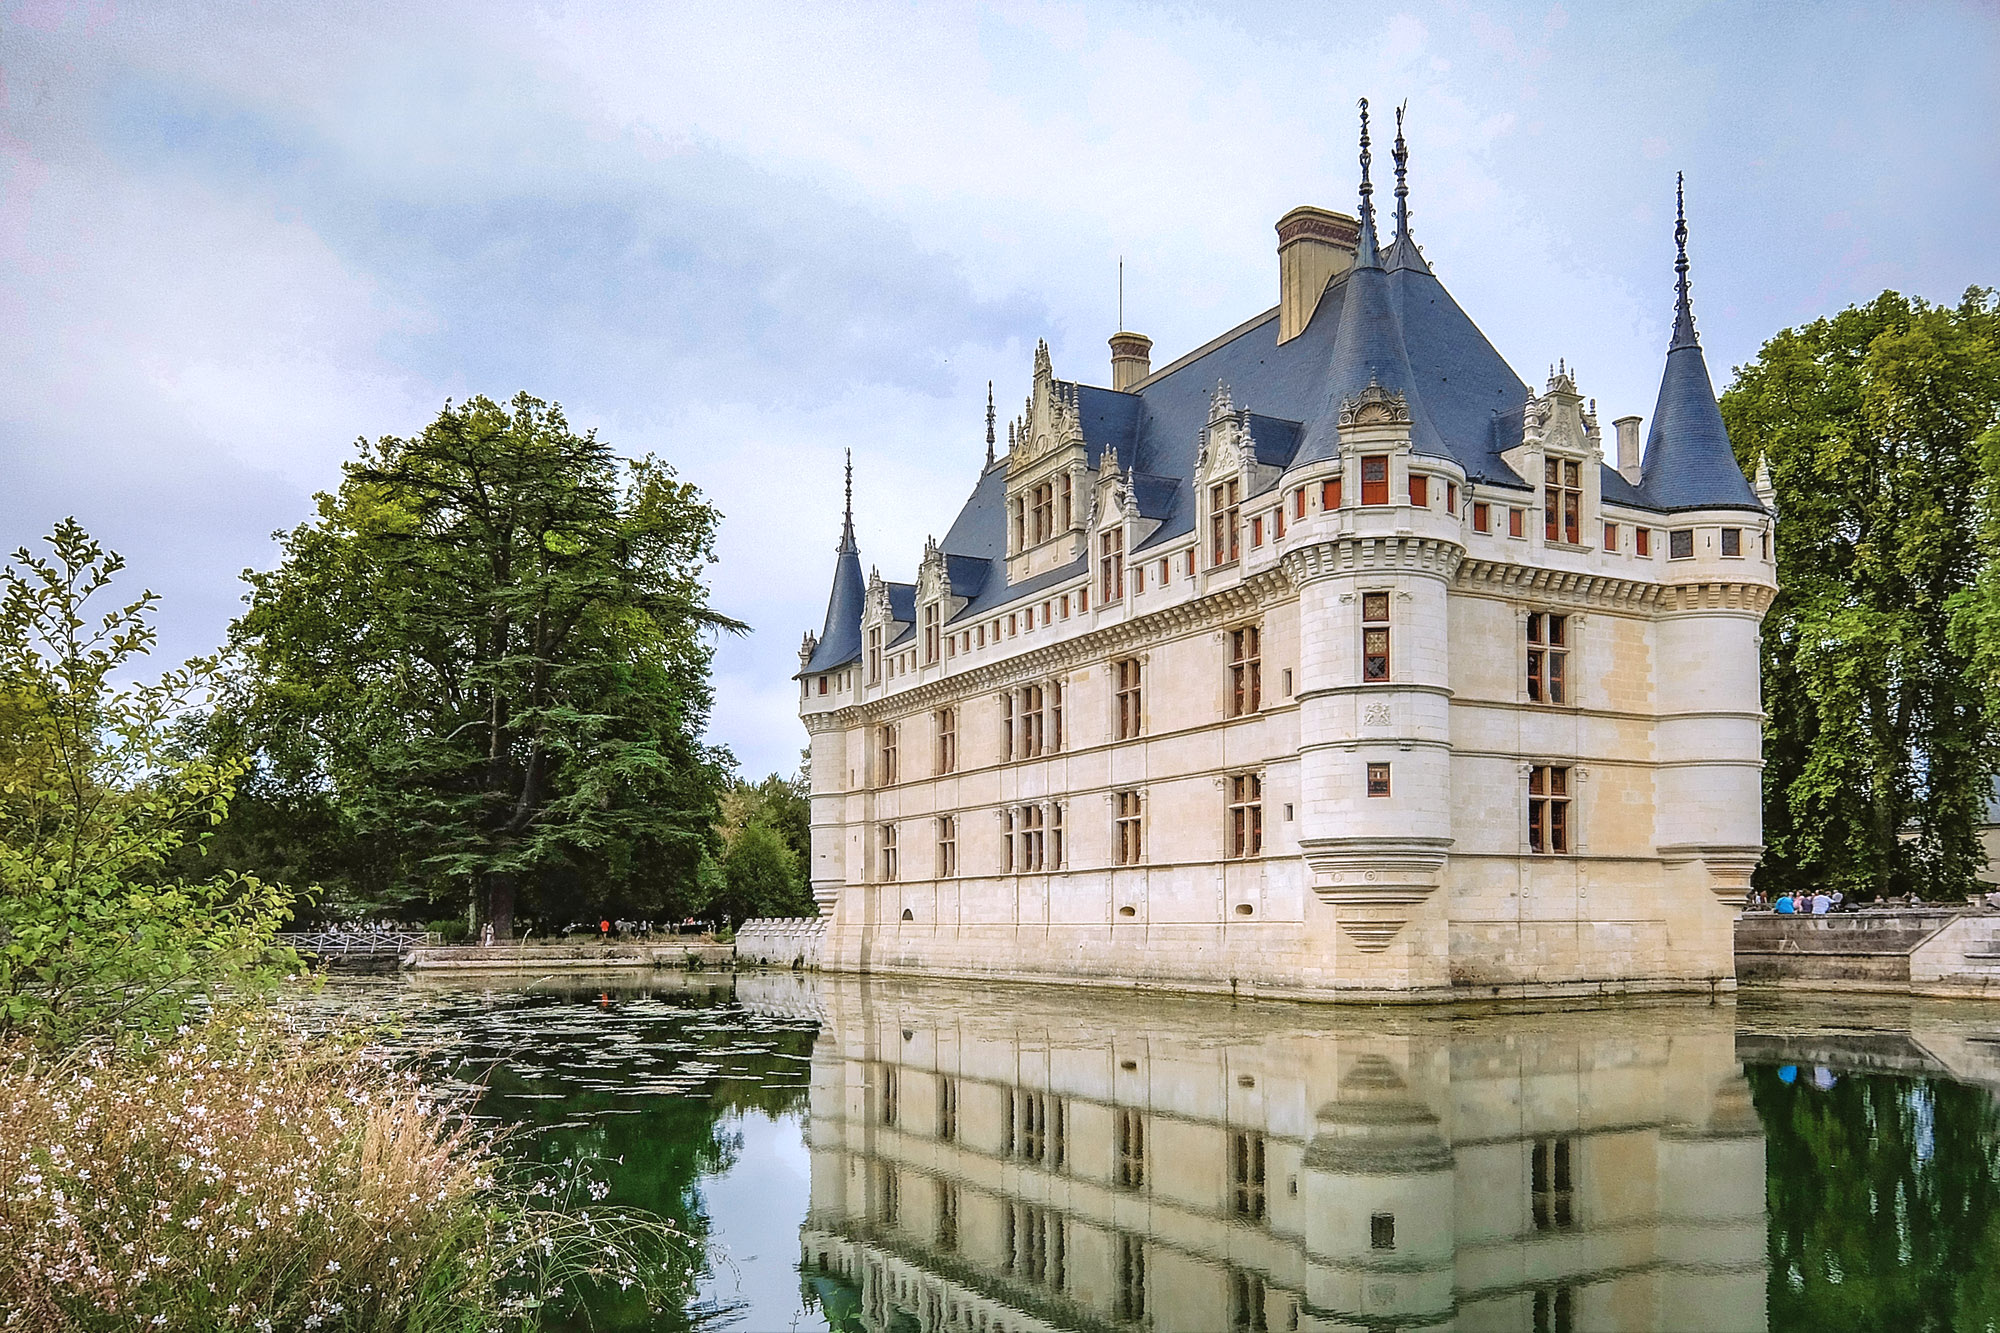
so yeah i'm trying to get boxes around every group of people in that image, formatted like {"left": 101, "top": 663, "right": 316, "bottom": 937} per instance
{"left": 1743, "top": 888, "right": 1929, "bottom": 914}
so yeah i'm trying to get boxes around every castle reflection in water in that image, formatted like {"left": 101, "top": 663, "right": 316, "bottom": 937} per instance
{"left": 778, "top": 976, "right": 1763, "bottom": 1333}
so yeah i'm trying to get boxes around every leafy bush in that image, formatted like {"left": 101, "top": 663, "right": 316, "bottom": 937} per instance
{"left": 0, "top": 1012, "right": 686, "bottom": 1330}
{"left": 426, "top": 918, "right": 473, "bottom": 944}
{"left": 0, "top": 522, "right": 294, "bottom": 1047}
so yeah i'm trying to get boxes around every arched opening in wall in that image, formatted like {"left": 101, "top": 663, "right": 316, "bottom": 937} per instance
{"left": 1117, "top": 905, "right": 1136, "bottom": 917}
{"left": 900, "top": 908, "right": 914, "bottom": 921}
{"left": 1235, "top": 903, "right": 1255, "bottom": 916}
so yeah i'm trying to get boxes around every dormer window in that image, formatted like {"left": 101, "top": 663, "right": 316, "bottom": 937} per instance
{"left": 1544, "top": 459, "right": 1581, "bottom": 544}
{"left": 1360, "top": 456, "right": 1388, "bottom": 506}
{"left": 922, "top": 604, "right": 939, "bottom": 664}
{"left": 867, "top": 625, "right": 883, "bottom": 684}
{"left": 1030, "top": 482, "right": 1055, "bottom": 544}
{"left": 1061, "top": 474, "right": 1073, "bottom": 529}
{"left": 1100, "top": 528, "right": 1125, "bottom": 602}
{"left": 1210, "top": 479, "right": 1241, "bottom": 566}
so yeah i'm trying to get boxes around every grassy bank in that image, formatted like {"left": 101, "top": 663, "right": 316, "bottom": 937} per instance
{"left": 0, "top": 1011, "right": 682, "bottom": 1331}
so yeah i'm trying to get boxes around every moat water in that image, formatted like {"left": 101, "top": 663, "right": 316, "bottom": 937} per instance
{"left": 310, "top": 973, "right": 2000, "bottom": 1333}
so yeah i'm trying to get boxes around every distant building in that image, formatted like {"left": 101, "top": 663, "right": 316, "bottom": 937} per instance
{"left": 796, "top": 104, "right": 1775, "bottom": 1000}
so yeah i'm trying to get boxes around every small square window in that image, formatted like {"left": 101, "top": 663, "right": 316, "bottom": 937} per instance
{"left": 1670, "top": 529, "right": 1694, "bottom": 559}
{"left": 1721, "top": 527, "right": 1742, "bottom": 556}
{"left": 1409, "top": 474, "right": 1428, "bottom": 507}
{"left": 1636, "top": 527, "right": 1651, "bottom": 557}
{"left": 1446, "top": 481, "right": 1458, "bottom": 513}
{"left": 1251, "top": 515, "right": 1265, "bottom": 548}
{"left": 1322, "top": 477, "right": 1342, "bottom": 511}
{"left": 1509, "top": 507, "right": 1526, "bottom": 538}
{"left": 1367, "top": 762, "right": 1391, "bottom": 797}
{"left": 1370, "top": 1213, "right": 1396, "bottom": 1251}
{"left": 1603, "top": 522, "right": 1618, "bottom": 550}
{"left": 1473, "top": 501, "right": 1490, "bottom": 533}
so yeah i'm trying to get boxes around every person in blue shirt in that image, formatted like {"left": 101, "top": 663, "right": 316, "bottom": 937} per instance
{"left": 1775, "top": 893, "right": 1796, "bottom": 914}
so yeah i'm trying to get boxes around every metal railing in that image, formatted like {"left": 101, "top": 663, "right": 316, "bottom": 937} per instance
{"left": 276, "top": 930, "right": 440, "bottom": 957}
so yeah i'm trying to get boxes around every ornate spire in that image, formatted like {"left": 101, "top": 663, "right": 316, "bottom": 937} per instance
{"left": 1384, "top": 100, "right": 1431, "bottom": 274}
{"left": 1671, "top": 171, "right": 1698, "bottom": 350}
{"left": 1356, "top": 97, "right": 1377, "bottom": 255}
{"left": 839, "top": 448, "right": 856, "bottom": 552}
{"left": 1392, "top": 100, "right": 1410, "bottom": 241}
{"left": 984, "top": 381, "right": 996, "bottom": 467}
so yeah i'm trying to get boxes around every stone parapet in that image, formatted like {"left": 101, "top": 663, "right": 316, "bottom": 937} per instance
{"left": 736, "top": 916, "right": 828, "bottom": 969}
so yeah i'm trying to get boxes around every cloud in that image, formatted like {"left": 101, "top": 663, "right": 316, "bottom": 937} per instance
{"left": 3, "top": 0, "right": 1995, "bottom": 780}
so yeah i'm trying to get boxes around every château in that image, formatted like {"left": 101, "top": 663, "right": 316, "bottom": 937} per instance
{"left": 795, "top": 103, "right": 1775, "bottom": 1001}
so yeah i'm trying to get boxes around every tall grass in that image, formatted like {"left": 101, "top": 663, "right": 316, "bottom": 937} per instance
{"left": 0, "top": 1011, "right": 684, "bottom": 1330}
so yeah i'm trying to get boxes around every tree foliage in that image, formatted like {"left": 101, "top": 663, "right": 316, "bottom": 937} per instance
{"left": 0, "top": 521, "right": 293, "bottom": 1046}
{"left": 703, "top": 768, "right": 813, "bottom": 925}
{"left": 1722, "top": 289, "right": 2000, "bottom": 898}
{"left": 221, "top": 394, "right": 740, "bottom": 933}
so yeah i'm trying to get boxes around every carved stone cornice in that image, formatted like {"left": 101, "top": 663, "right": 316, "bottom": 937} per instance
{"left": 1659, "top": 842, "right": 1763, "bottom": 908}
{"left": 1655, "top": 581, "right": 1778, "bottom": 616}
{"left": 1283, "top": 535, "right": 1465, "bottom": 585}
{"left": 1453, "top": 558, "right": 1661, "bottom": 610}
{"left": 1299, "top": 835, "right": 1452, "bottom": 951}
{"left": 818, "top": 567, "right": 1293, "bottom": 726}
{"left": 802, "top": 711, "right": 845, "bottom": 736}
{"left": 1453, "top": 558, "right": 1777, "bottom": 618}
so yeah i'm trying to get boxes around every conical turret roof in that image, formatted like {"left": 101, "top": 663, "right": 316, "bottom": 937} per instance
{"left": 1640, "top": 176, "right": 1761, "bottom": 512}
{"left": 1294, "top": 99, "right": 1444, "bottom": 467}
{"left": 804, "top": 451, "right": 867, "bottom": 673}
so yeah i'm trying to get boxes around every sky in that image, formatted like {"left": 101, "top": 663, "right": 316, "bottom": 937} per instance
{"left": 2, "top": 0, "right": 1996, "bottom": 778}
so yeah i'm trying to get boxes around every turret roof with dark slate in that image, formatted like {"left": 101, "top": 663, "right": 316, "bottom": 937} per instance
{"left": 1638, "top": 175, "right": 1762, "bottom": 513}
{"left": 803, "top": 451, "right": 867, "bottom": 673}
{"left": 802, "top": 121, "right": 1761, "bottom": 654}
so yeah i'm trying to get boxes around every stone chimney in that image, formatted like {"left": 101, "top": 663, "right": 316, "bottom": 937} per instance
{"left": 1614, "top": 415, "right": 1643, "bottom": 484}
{"left": 1276, "top": 206, "right": 1360, "bottom": 344}
{"left": 1109, "top": 331, "right": 1153, "bottom": 391}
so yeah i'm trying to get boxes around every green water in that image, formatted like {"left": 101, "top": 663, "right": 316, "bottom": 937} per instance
{"left": 316, "top": 972, "right": 2000, "bottom": 1333}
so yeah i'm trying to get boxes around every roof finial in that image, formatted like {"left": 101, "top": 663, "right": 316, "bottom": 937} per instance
{"left": 984, "top": 382, "right": 996, "bottom": 467}
{"left": 1670, "top": 171, "right": 1698, "bottom": 350}
{"left": 1358, "top": 97, "right": 1375, "bottom": 228}
{"left": 1392, "top": 99, "right": 1410, "bottom": 241}
{"left": 841, "top": 448, "right": 855, "bottom": 547}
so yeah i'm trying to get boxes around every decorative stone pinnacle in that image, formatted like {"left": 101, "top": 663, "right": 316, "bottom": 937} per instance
{"left": 1392, "top": 100, "right": 1410, "bottom": 241}
{"left": 1357, "top": 97, "right": 1375, "bottom": 228}
{"left": 985, "top": 381, "right": 996, "bottom": 467}
{"left": 1671, "top": 171, "right": 1699, "bottom": 350}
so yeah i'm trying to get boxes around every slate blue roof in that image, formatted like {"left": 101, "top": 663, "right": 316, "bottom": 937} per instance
{"left": 804, "top": 518, "right": 865, "bottom": 673}
{"left": 810, "top": 166, "right": 1758, "bottom": 638}
{"left": 1294, "top": 204, "right": 1448, "bottom": 466}
{"left": 1638, "top": 182, "right": 1761, "bottom": 513}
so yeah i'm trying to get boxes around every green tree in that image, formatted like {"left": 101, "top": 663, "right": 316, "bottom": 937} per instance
{"left": 223, "top": 393, "right": 740, "bottom": 935}
{"left": 1722, "top": 289, "right": 2000, "bottom": 899}
{"left": 0, "top": 521, "right": 293, "bottom": 1046}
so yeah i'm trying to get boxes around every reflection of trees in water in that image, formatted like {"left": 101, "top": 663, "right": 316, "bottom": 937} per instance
{"left": 1749, "top": 1065, "right": 2000, "bottom": 1333}
{"left": 429, "top": 993, "right": 817, "bottom": 1333}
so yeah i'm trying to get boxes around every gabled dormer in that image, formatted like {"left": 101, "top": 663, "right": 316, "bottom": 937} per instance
{"left": 1504, "top": 363, "right": 1603, "bottom": 550}
{"left": 1005, "top": 341, "right": 1093, "bottom": 582}
{"left": 914, "top": 536, "right": 967, "bottom": 669}
{"left": 1196, "top": 383, "right": 1272, "bottom": 570}
{"left": 861, "top": 567, "right": 912, "bottom": 688}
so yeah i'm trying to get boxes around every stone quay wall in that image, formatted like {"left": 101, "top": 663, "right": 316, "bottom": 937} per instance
{"left": 1734, "top": 909, "right": 2000, "bottom": 998}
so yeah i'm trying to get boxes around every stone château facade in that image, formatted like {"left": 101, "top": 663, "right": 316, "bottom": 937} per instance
{"left": 796, "top": 105, "right": 1776, "bottom": 1001}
